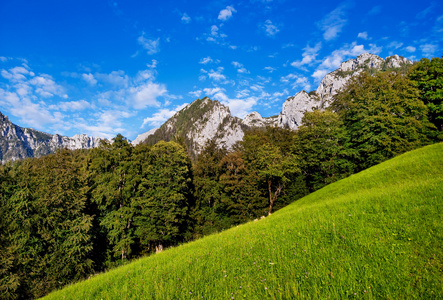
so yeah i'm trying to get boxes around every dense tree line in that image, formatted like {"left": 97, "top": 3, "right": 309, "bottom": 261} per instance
{"left": 0, "top": 57, "right": 442, "bottom": 299}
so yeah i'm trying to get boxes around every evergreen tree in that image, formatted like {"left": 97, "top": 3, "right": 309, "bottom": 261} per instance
{"left": 133, "top": 141, "right": 192, "bottom": 253}
{"left": 89, "top": 134, "right": 137, "bottom": 261}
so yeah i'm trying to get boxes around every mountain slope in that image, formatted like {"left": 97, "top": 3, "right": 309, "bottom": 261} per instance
{"left": 43, "top": 143, "right": 443, "bottom": 299}
{"left": 0, "top": 112, "right": 103, "bottom": 163}
{"left": 134, "top": 53, "right": 412, "bottom": 154}
{"left": 143, "top": 97, "right": 245, "bottom": 156}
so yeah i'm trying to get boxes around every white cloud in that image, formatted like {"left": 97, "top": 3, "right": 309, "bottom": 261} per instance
{"left": 388, "top": 41, "right": 403, "bottom": 49}
{"left": 232, "top": 61, "right": 250, "bottom": 74}
{"left": 129, "top": 82, "right": 167, "bottom": 109}
{"left": 1, "top": 66, "right": 33, "bottom": 82}
{"left": 264, "top": 66, "right": 276, "bottom": 73}
{"left": 280, "top": 73, "right": 311, "bottom": 91}
{"left": 404, "top": 46, "right": 416, "bottom": 53}
{"left": 138, "top": 35, "right": 160, "bottom": 55}
{"left": 199, "top": 56, "right": 213, "bottom": 64}
{"left": 141, "top": 103, "right": 188, "bottom": 128}
{"left": 420, "top": 44, "right": 438, "bottom": 56}
{"left": 291, "top": 42, "right": 322, "bottom": 68}
{"left": 358, "top": 32, "right": 368, "bottom": 40}
{"left": 312, "top": 69, "right": 329, "bottom": 82}
{"left": 181, "top": 13, "right": 191, "bottom": 23}
{"left": 82, "top": 73, "right": 97, "bottom": 86}
{"left": 52, "top": 100, "right": 92, "bottom": 111}
{"left": 189, "top": 90, "right": 203, "bottom": 98}
{"left": 368, "top": 5, "right": 382, "bottom": 16}
{"left": 263, "top": 20, "right": 279, "bottom": 37}
{"left": 30, "top": 74, "right": 67, "bottom": 98}
{"left": 218, "top": 6, "right": 236, "bottom": 21}
{"left": 208, "top": 67, "right": 226, "bottom": 81}
{"left": 317, "top": 3, "right": 350, "bottom": 41}
{"left": 95, "top": 70, "right": 129, "bottom": 87}
{"left": 203, "top": 87, "right": 225, "bottom": 96}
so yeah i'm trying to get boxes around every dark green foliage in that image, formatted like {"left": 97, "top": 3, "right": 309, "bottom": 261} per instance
{"left": 293, "top": 110, "right": 355, "bottom": 192}
{"left": 0, "top": 150, "right": 94, "bottom": 299}
{"left": 133, "top": 141, "right": 192, "bottom": 252}
{"left": 409, "top": 57, "right": 443, "bottom": 133}
{"left": 332, "top": 70, "right": 434, "bottom": 171}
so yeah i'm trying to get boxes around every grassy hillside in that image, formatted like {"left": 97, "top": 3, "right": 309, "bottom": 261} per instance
{"left": 43, "top": 143, "right": 443, "bottom": 299}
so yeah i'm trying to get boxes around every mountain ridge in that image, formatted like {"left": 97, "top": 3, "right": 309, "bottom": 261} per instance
{"left": 134, "top": 53, "right": 412, "bottom": 155}
{"left": 1, "top": 53, "right": 411, "bottom": 162}
{"left": 0, "top": 111, "right": 103, "bottom": 163}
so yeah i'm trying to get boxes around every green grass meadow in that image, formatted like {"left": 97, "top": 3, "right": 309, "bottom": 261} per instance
{"left": 43, "top": 143, "right": 443, "bottom": 299}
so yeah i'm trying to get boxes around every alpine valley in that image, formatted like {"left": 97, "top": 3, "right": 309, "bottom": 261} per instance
{"left": 0, "top": 53, "right": 411, "bottom": 163}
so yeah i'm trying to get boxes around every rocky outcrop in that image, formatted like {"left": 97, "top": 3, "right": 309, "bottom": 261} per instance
{"left": 132, "top": 128, "right": 158, "bottom": 146}
{"left": 0, "top": 112, "right": 103, "bottom": 163}
{"left": 242, "top": 111, "right": 278, "bottom": 127}
{"left": 277, "top": 91, "right": 321, "bottom": 130}
{"left": 144, "top": 98, "right": 245, "bottom": 156}
{"left": 316, "top": 53, "right": 412, "bottom": 106}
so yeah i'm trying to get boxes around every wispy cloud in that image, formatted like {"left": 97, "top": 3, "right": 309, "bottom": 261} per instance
{"left": 357, "top": 32, "right": 368, "bottom": 40}
{"left": 138, "top": 35, "right": 160, "bottom": 55}
{"left": 232, "top": 61, "right": 250, "bottom": 74}
{"left": 420, "top": 44, "right": 438, "bottom": 56}
{"left": 141, "top": 103, "right": 188, "bottom": 128}
{"left": 82, "top": 73, "right": 97, "bottom": 86}
{"left": 317, "top": 2, "right": 352, "bottom": 41}
{"left": 291, "top": 42, "right": 322, "bottom": 68}
{"left": 262, "top": 20, "right": 280, "bottom": 37}
{"left": 181, "top": 13, "right": 191, "bottom": 24}
{"left": 199, "top": 56, "right": 213, "bottom": 64}
{"left": 218, "top": 6, "right": 237, "bottom": 21}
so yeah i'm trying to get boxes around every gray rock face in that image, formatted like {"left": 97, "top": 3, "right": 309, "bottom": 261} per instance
{"left": 132, "top": 128, "right": 158, "bottom": 146}
{"left": 184, "top": 98, "right": 244, "bottom": 152}
{"left": 242, "top": 111, "right": 278, "bottom": 127}
{"left": 277, "top": 91, "right": 321, "bottom": 130}
{"left": 0, "top": 112, "right": 103, "bottom": 163}
{"left": 316, "top": 53, "right": 411, "bottom": 106}
{"left": 144, "top": 98, "right": 245, "bottom": 155}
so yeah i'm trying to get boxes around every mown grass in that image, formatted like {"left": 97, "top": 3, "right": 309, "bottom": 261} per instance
{"left": 43, "top": 143, "right": 443, "bottom": 299}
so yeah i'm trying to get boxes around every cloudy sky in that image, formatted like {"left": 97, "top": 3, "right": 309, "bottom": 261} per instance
{"left": 1, "top": 0, "right": 442, "bottom": 140}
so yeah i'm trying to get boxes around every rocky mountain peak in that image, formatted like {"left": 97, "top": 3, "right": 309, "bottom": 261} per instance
{"left": 0, "top": 111, "right": 103, "bottom": 163}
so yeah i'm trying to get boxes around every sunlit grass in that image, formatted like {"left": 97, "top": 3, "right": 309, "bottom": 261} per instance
{"left": 43, "top": 143, "right": 443, "bottom": 299}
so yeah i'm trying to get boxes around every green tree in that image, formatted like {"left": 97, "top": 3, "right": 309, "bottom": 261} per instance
{"left": 133, "top": 141, "right": 192, "bottom": 253}
{"left": 219, "top": 151, "right": 265, "bottom": 220}
{"left": 191, "top": 139, "right": 228, "bottom": 236}
{"left": 89, "top": 134, "right": 137, "bottom": 261}
{"left": 332, "top": 70, "right": 434, "bottom": 170}
{"left": 293, "top": 110, "right": 355, "bottom": 191}
{"left": 256, "top": 143, "right": 299, "bottom": 215}
{"left": 409, "top": 57, "right": 443, "bottom": 133}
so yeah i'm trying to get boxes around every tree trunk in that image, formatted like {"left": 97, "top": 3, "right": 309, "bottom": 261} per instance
{"left": 268, "top": 180, "right": 283, "bottom": 216}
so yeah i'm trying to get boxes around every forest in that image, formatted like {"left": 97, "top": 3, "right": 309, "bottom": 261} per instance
{"left": 0, "top": 57, "right": 442, "bottom": 299}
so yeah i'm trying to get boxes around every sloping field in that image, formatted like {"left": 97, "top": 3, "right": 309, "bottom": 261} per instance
{"left": 43, "top": 143, "right": 443, "bottom": 299}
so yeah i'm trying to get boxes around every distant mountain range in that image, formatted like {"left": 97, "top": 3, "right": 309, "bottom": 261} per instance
{"left": 0, "top": 112, "right": 103, "bottom": 163}
{"left": 0, "top": 53, "right": 411, "bottom": 163}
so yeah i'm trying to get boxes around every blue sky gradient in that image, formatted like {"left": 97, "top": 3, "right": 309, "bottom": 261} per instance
{"left": 1, "top": 0, "right": 442, "bottom": 140}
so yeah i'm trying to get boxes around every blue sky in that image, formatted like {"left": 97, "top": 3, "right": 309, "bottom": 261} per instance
{"left": 1, "top": 0, "right": 442, "bottom": 140}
